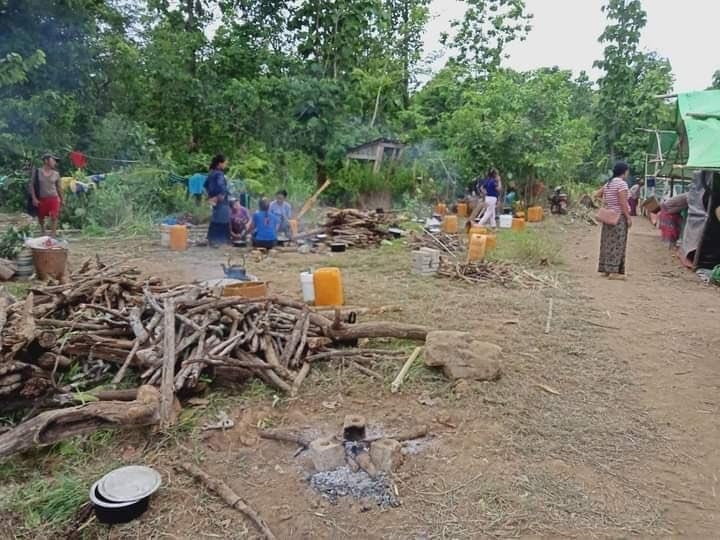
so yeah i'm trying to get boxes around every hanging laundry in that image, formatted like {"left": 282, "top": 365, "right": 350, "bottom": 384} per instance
{"left": 69, "top": 150, "right": 88, "bottom": 169}
{"left": 188, "top": 173, "right": 207, "bottom": 196}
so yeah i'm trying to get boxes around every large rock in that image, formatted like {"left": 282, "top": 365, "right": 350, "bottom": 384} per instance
{"left": 424, "top": 331, "right": 502, "bottom": 381}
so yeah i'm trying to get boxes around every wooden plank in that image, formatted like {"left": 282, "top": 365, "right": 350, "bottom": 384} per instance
{"left": 297, "top": 179, "right": 331, "bottom": 219}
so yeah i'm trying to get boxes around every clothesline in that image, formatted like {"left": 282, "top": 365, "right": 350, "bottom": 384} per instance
{"left": 62, "top": 147, "right": 145, "bottom": 165}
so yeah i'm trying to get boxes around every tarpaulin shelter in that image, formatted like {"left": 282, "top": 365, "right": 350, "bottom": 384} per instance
{"left": 676, "top": 90, "right": 720, "bottom": 170}
{"left": 674, "top": 91, "right": 720, "bottom": 269}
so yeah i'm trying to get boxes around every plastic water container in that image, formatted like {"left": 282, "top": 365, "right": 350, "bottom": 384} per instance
{"left": 169, "top": 225, "right": 188, "bottom": 251}
{"left": 160, "top": 225, "right": 171, "bottom": 247}
{"left": 434, "top": 203, "right": 447, "bottom": 216}
{"left": 467, "top": 225, "right": 488, "bottom": 239}
{"left": 512, "top": 217, "right": 526, "bottom": 231}
{"left": 485, "top": 234, "right": 497, "bottom": 251}
{"left": 527, "top": 206, "right": 544, "bottom": 222}
{"left": 499, "top": 214, "right": 513, "bottom": 229}
{"left": 457, "top": 202, "right": 468, "bottom": 217}
{"left": 441, "top": 215, "right": 458, "bottom": 234}
{"left": 313, "top": 267, "right": 344, "bottom": 306}
{"left": 467, "top": 234, "right": 487, "bottom": 262}
{"left": 300, "top": 271, "right": 315, "bottom": 304}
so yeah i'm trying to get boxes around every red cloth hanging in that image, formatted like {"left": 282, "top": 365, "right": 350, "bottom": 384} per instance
{"left": 69, "top": 150, "right": 88, "bottom": 169}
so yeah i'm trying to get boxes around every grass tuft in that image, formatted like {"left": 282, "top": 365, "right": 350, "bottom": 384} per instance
{"left": 6, "top": 474, "right": 87, "bottom": 530}
{"left": 488, "top": 227, "right": 563, "bottom": 266}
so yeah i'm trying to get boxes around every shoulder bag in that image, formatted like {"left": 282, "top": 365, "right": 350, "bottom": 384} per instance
{"left": 596, "top": 207, "right": 620, "bottom": 226}
{"left": 595, "top": 181, "right": 620, "bottom": 225}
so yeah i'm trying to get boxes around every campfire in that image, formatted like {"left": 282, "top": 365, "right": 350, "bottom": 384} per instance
{"left": 299, "top": 415, "right": 426, "bottom": 508}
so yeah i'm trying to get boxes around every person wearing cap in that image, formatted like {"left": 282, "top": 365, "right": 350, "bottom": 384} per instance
{"left": 30, "top": 153, "right": 63, "bottom": 237}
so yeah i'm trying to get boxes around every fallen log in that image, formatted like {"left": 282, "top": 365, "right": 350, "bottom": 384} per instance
{"left": 0, "top": 385, "right": 161, "bottom": 458}
{"left": 326, "top": 321, "right": 429, "bottom": 342}
{"left": 180, "top": 462, "right": 277, "bottom": 540}
{"left": 365, "top": 425, "right": 429, "bottom": 444}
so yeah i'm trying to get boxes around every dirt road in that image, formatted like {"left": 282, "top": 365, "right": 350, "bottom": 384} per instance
{"left": 566, "top": 218, "right": 720, "bottom": 536}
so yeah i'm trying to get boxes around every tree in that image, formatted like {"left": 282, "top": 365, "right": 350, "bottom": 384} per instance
{"left": 441, "top": 0, "right": 532, "bottom": 78}
{"left": 289, "top": 0, "right": 384, "bottom": 80}
{"left": 0, "top": 0, "right": 128, "bottom": 166}
{"left": 711, "top": 70, "right": 720, "bottom": 90}
{"left": 594, "top": 0, "right": 673, "bottom": 170}
{"left": 441, "top": 69, "right": 594, "bottom": 186}
{"left": 381, "top": 0, "right": 431, "bottom": 105}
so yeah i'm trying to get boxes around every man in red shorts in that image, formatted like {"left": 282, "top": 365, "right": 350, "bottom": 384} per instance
{"left": 30, "top": 152, "right": 63, "bottom": 237}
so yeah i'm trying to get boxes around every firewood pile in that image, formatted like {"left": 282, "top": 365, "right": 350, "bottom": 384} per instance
{"left": 320, "top": 209, "right": 395, "bottom": 247}
{"left": 0, "top": 259, "right": 429, "bottom": 414}
{"left": 438, "top": 258, "right": 559, "bottom": 289}
{"left": 409, "top": 230, "right": 463, "bottom": 255}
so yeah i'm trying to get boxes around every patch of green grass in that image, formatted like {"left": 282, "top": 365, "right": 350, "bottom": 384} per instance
{"left": 489, "top": 227, "right": 563, "bottom": 266}
{"left": 239, "top": 379, "right": 278, "bottom": 402}
{"left": 4, "top": 474, "right": 87, "bottom": 531}
{"left": 3, "top": 281, "right": 30, "bottom": 299}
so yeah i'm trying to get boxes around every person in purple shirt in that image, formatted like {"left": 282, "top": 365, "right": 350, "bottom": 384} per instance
{"left": 477, "top": 168, "right": 501, "bottom": 228}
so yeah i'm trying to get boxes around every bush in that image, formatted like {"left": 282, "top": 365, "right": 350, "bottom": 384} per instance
{"left": 87, "top": 113, "right": 159, "bottom": 164}
{"left": 0, "top": 175, "right": 29, "bottom": 212}
{"left": 332, "top": 162, "right": 417, "bottom": 205}
{"left": 60, "top": 168, "right": 199, "bottom": 234}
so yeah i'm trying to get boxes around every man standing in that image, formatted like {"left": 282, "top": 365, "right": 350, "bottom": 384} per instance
{"left": 628, "top": 178, "right": 644, "bottom": 216}
{"left": 269, "top": 189, "right": 292, "bottom": 238}
{"left": 30, "top": 153, "right": 63, "bottom": 237}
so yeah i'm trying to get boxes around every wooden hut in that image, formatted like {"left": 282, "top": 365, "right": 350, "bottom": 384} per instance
{"left": 346, "top": 138, "right": 405, "bottom": 173}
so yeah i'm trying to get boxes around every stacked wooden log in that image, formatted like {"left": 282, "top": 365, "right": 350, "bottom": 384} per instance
{"left": 320, "top": 209, "right": 394, "bottom": 247}
{"left": 0, "top": 259, "right": 428, "bottom": 412}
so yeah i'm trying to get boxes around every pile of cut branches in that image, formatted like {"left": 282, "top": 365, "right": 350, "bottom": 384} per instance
{"left": 409, "top": 229, "right": 463, "bottom": 255}
{"left": 0, "top": 259, "right": 428, "bottom": 411}
{"left": 438, "top": 258, "right": 559, "bottom": 289}
{"left": 298, "top": 209, "right": 395, "bottom": 248}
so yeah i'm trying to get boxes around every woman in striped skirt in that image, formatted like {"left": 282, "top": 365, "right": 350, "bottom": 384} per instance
{"left": 595, "top": 162, "right": 632, "bottom": 279}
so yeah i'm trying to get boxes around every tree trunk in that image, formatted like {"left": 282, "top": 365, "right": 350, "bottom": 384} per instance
{"left": 0, "top": 386, "right": 161, "bottom": 458}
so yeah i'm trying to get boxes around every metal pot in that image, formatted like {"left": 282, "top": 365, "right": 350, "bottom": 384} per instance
{"left": 89, "top": 481, "right": 149, "bottom": 525}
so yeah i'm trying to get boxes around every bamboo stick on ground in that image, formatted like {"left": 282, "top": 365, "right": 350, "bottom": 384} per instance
{"left": 390, "top": 347, "right": 424, "bottom": 393}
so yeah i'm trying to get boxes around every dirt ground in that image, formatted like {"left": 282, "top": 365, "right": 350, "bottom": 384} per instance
{"left": 2, "top": 217, "right": 719, "bottom": 539}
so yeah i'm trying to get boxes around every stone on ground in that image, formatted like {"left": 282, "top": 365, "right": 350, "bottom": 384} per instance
{"left": 424, "top": 330, "right": 502, "bottom": 381}
{"left": 309, "top": 437, "right": 346, "bottom": 472}
{"left": 370, "top": 438, "right": 403, "bottom": 473}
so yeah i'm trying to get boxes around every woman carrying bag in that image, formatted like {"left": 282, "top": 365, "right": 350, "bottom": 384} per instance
{"left": 594, "top": 161, "right": 632, "bottom": 279}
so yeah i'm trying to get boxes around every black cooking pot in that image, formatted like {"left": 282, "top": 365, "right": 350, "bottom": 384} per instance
{"left": 89, "top": 481, "right": 149, "bottom": 525}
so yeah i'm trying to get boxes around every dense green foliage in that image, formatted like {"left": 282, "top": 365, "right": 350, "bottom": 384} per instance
{"left": 0, "top": 0, "right": 710, "bottom": 225}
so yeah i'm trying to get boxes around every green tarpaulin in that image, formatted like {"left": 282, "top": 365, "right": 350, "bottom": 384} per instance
{"left": 676, "top": 90, "right": 720, "bottom": 170}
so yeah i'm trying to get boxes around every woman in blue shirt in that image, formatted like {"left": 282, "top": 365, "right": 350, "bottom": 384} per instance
{"left": 205, "top": 154, "right": 231, "bottom": 247}
{"left": 477, "top": 168, "right": 501, "bottom": 228}
{"left": 249, "top": 198, "right": 280, "bottom": 249}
